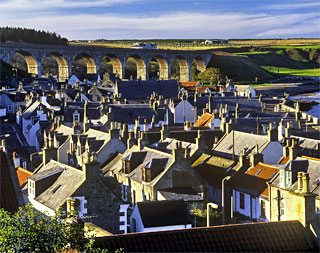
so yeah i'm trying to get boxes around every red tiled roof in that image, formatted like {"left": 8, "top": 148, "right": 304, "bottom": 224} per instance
{"left": 95, "top": 221, "right": 313, "bottom": 252}
{"left": 194, "top": 112, "right": 214, "bottom": 127}
{"left": 180, "top": 81, "right": 199, "bottom": 87}
{"left": 0, "top": 150, "right": 19, "bottom": 213}
{"left": 16, "top": 167, "right": 33, "bottom": 186}
{"left": 246, "top": 162, "right": 279, "bottom": 197}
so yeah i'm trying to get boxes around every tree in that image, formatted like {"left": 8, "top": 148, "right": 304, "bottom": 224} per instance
{"left": 197, "top": 67, "right": 223, "bottom": 83}
{"left": 0, "top": 204, "right": 96, "bottom": 252}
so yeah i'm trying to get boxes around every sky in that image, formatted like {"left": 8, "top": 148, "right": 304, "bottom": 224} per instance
{"left": 0, "top": 0, "right": 319, "bottom": 40}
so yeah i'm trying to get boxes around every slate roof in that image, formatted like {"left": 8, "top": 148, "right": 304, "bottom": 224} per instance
{"left": 22, "top": 100, "right": 42, "bottom": 119}
{"left": 158, "top": 187, "right": 203, "bottom": 202}
{"left": 32, "top": 160, "right": 84, "bottom": 210}
{"left": 213, "top": 130, "right": 269, "bottom": 160}
{"left": 271, "top": 156, "right": 320, "bottom": 199}
{"left": 137, "top": 200, "right": 190, "bottom": 228}
{"left": 116, "top": 79, "right": 178, "bottom": 99}
{"left": 292, "top": 135, "right": 320, "bottom": 156}
{"left": 108, "top": 104, "right": 161, "bottom": 124}
{"left": 195, "top": 96, "right": 263, "bottom": 112}
{"left": 94, "top": 220, "right": 315, "bottom": 252}
{"left": 150, "top": 138, "right": 198, "bottom": 156}
{"left": 0, "top": 150, "right": 19, "bottom": 213}
{"left": 193, "top": 154, "right": 236, "bottom": 186}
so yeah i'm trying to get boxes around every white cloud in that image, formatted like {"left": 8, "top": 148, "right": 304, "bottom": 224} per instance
{"left": 0, "top": 0, "right": 141, "bottom": 11}
{"left": 266, "top": 0, "right": 320, "bottom": 10}
{"left": 0, "top": 5, "right": 319, "bottom": 39}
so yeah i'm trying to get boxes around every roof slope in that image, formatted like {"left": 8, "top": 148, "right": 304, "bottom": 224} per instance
{"left": 137, "top": 200, "right": 190, "bottom": 228}
{"left": 95, "top": 220, "right": 314, "bottom": 252}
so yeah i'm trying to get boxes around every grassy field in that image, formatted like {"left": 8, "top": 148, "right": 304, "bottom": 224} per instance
{"left": 261, "top": 66, "right": 320, "bottom": 76}
{"left": 229, "top": 39, "right": 320, "bottom": 46}
{"left": 71, "top": 38, "right": 320, "bottom": 51}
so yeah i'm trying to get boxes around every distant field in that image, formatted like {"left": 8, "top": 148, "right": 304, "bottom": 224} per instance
{"left": 261, "top": 66, "right": 320, "bottom": 76}
{"left": 229, "top": 39, "right": 320, "bottom": 46}
{"left": 71, "top": 38, "right": 320, "bottom": 51}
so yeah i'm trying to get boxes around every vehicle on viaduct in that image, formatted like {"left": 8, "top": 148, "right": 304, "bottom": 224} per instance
{"left": 0, "top": 42, "right": 213, "bottom": 82}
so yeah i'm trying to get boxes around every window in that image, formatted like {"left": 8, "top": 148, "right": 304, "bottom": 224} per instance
{"left": 8, "top": 105, "right": 13, "bottom": 112}
{"left": 240, "top": 192, "right": 245, "bottom": 209}
{"left": 28, "top": 180, "right": 35, "bottom": 196}
{"left": 280, "top": 200, "right": 285, "bottom": 217}
{"left": 73, "top": 114, "right": 79, "bottom": 122}
{"left": 261, "top": 200, "right": 266, "bottom": 218}
{"left": 142, "top": 168, "right": 151, "bottom": 182}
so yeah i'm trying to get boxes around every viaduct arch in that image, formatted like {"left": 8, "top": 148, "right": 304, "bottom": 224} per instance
{"left": 1, "top": 43, "right": 213, "bottom": 82}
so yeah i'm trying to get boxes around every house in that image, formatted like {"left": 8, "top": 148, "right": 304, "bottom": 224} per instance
{"left": 107, "top": 137, "right": 207, "bottom": 207}
{"left": 213, "top": 124, "right": 283, "bottom": 164}
{"left": 193, "top": 112, "right": 221, "bottom": 129}
{"left": 231, "top": 162, "right": 279, "bottom": 222}
{"left": 67, "top": 124, "right": 126, "bottom": 168}
{"left": 0, "top": 89, "right": 26, "bottom": 114}
{"left": 169, "top": 97, "right": 196, "bottom": 124}
{"left": 234, "top": 85, "right": 256, "bottom": 98}
{"left": 129, "top": 200, "right": 192, "bottom": 233}
{"left": 28, "top": 150, "right": 122, "bottom": 234}
{"left": 95, "top": 220, "right": 318, "bottom": 252}
{"left": 17, "top": 100, "right": 50, "bottom": 147}
{"left": 269, "top": 156, "right": 320, "bottom": 228}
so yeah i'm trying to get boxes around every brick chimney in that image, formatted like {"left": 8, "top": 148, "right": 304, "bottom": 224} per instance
{"left": 196, "top": 130, "right": 206, "bottom": 152}
{"left": 127, "top": 130, "right": 136, "bottom": 149}
{"left": 109, "top": 122, "right": 120, "bottom": 140}
{"left": 42, "top": 131, "right": 57, "bottom": 165}
{"left": 172, "top": 141, "right": 185, "bottom": 162}
{"left": 250, "top": 145, "right": 263, "bottom": 167}
{"left": 82, "top": 151, "right": 100, "bottom": 180}
{"left": 138, "top": 132, "right": 149, "bottom": 151}
{"left": 161, "top": 124, "right": 169, "bottom": 141}
{"left": 268, "top": 122, "right": 278, "bottom": 142}
{"left": 289, "top": 138, "right": 301, "bottom": 161}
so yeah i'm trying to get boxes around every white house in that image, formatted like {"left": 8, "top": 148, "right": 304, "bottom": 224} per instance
{"left": 232, "top": 162, "right": 279, "bottom": 222}
{"left": 170, "top": 99, "right": 196, "bottom": 124}
{"left": 129, "top": 200, "right": 192, "bottom": 233}
{"left": 235, "top": 85, "right": 256, "bottom": 98}
{"left": 68, "top": 75, "right": 84, "bottom": 86}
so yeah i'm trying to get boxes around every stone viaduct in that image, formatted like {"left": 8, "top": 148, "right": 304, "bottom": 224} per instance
{"left": 0, "top": 42, "right": 213, "bottom": 82}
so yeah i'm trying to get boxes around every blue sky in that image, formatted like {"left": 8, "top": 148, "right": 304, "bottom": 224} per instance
{"left": 0, "top": 0, "right": 319, "bottom": 40}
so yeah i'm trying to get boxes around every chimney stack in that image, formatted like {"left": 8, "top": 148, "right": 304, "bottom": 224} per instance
{"left": 127, "top": 130, "right": 136, "bottom": 149}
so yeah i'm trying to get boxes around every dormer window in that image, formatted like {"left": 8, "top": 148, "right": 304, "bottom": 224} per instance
{"left": 122, "top": 160, "right": 131, "bottom": 174}
{"left": 142, "top": 167, "right": 151, "bottom": 182}
{"left": 73, "top": 110, "right": 80, "bottom": 122}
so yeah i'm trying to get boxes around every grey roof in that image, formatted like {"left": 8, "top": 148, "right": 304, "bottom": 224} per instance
{"left": 136, "top": 200, "right": 190, "bottom": 228}
{"left": 108, "top": 104, "right": 163, "bottom": 124}
{"left": 111, "top": 146, "right": 172, "bottom": 186}
{"left": 213, "top": 130, "right": 269, "bottom": 160}
{"left": 29, "top": 163, "right": 64, "bottom": 181}
{"left": 195, "top": 96, "right": 263, "bottom": 111}
{"left": 33, "top": 161, "right": 84, "bottom": 210}
{"left": 22, "top": 101, "right": 42, "bottom": 119}
{"left": 272, "top": 157, "right": 320, "bottom": 199}
{"left": 158, "top": 187, "right": 203, "bottom": 202}
{"left": 116, "top": 79, "right": 178, "bottom": 99}
{"left": 150, "top": 138, "right": 198, "bottom": 156}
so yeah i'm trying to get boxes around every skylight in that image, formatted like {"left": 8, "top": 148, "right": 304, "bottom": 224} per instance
{"left": 255, "top": 169, "right": 262, "bottom": 176}
{"left": 268, "top": 172, "right": 277, "bottom": 180}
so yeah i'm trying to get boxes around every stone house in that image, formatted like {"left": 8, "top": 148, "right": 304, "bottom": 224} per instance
{"left": 28, "top": 150, "right": 122, "bottom": 234}
{"left": 106, "top": 137, "right": 207, "bottom": 208}
{"left": 231, "top": 162, "right": 279, "bottom": 222}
